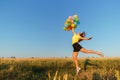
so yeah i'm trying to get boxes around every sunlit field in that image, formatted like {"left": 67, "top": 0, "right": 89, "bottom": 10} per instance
{"left": 0, "top": 57, "right": 120, "bottom": 80}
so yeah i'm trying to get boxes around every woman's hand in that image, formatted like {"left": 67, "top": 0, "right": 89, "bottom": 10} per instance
{"left": 88, "top": 37, "right": 93, "bottom": 40}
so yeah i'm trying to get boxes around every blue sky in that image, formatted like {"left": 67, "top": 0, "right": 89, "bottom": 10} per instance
{"left": 0, "top": 0, "right": 120, "bottom": 57}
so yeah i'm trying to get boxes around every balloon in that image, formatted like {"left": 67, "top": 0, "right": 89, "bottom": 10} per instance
{"left": 71, "top": 24, "right": 75, "bottom": 28}
{"left": 64, "top": 22, "right": 67, "bottom": 24}
{"left": 75, "top": 18, "right": 79, "bottom": 22}
{"left": 77, "top": 21, "right": 80, "bottom": 25}
{"left": 64, "top": 24, "right": 68, "bottom": 27}
{"left": 75, "top": 25, "right": 77, "bottom": 28}
{"left": 63, "top": 14, "right": 80, "bottom": 31}
{"left": 67, "top": 22, "right": 71, "bottom": 26}
{"left": 74, "top": 22, "right": 77, "bottom": 25}
{"left": 68, "top": 16, "right": 72, "bottom": 20}
{"left": 73, "top": 14, "right": 78, "bottom": 19}
{"left": 67, "top": 27, "right": 71, "bottom": 31}
{"left": 70, "top": 19, "right": 74, "bottom": 23}
{"left": 67, "top": 19, "right": 71, "bottom": 23}
{"left": 64, "top": 27, "right": 67, "bottom": 30}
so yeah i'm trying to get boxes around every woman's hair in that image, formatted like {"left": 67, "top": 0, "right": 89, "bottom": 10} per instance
{"left": 78, "top": 32, "right": 86, "bottom": 42}
{"left": 80, "top": 32, "right": 86, "bottom": 37}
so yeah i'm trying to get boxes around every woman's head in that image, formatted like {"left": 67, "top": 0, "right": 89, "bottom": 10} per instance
{"left": 77, "top": 32, "right": 86, "bottom": 42}
{"left": 78, "top": 32, "right": 86, "bottom": 37}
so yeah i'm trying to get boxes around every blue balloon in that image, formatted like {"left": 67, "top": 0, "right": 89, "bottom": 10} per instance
{"left": 74, "top": 22, "right": 77, "bottom": 25}
{"left": 77, "top": 21, "right": 80, "bottom": 25}
{"left": 64, "top": 24, "right": 68, "bottom": 27}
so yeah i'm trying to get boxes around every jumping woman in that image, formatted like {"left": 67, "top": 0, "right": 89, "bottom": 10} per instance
{"left": 71, "top": 28, "right": 104, "bottom": 75}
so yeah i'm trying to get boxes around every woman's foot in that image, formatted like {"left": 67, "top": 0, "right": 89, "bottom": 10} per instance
{"left": 97, "top": 52, "right": 104, "bottom": 57}
{"left": 76, "top": 67, "right": 81, "bottom": 75}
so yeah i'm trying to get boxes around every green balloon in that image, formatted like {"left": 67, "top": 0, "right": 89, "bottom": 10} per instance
{"left": 67, "top": 23, "right": 71, "bottom": 26}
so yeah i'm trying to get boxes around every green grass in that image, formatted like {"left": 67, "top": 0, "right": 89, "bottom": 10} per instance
{"left": 0, "top": 57, "right": 120, "bottom": 80}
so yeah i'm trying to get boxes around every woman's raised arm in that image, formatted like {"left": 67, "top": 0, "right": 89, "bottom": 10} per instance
{"left": 72, "top": 28, "right": 76, "bottom": 34}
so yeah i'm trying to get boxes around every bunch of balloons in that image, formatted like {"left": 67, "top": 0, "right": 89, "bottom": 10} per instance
{"left": 63, "top": 14, "right": 80, "bottom": 31}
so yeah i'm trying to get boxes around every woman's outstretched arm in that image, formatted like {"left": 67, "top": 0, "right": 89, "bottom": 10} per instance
{"left": 81, "top": 37, "right": 93, "bottom": 40}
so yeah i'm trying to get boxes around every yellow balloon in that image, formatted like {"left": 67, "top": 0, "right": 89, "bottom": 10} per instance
{"left": 67, "top": 19, "right": 70, "bottom": 22}
{"left": 63, "top": 27, "right": 67, "bottom": 30}
{"left": 71, "top": 24, "right": 75, "bottom": 28}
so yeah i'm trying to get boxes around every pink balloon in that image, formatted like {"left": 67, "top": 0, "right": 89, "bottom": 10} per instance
{"left": 68, "top": 16, "right": 72, "bottom": 20}
{"left": 70, "top": 19, "right": 74, "bottom": 23}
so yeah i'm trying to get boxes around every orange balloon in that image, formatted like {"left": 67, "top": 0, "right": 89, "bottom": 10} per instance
{"left": 65, "top": 22, "right": 67, "bottom": 24}
{"left": 67, "top": 28, "right": 71, "bottom": 31}
{"left": 67, "top": 26, "right": 71, "bottom": 31}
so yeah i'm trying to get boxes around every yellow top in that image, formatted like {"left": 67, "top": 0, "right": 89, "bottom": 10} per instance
{"left": 72, "top": 33, "right": 81, "bottom": 44}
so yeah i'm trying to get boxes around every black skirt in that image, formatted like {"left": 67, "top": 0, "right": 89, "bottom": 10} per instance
{"left": 72, "top": 43, "right": 83, "bottom": 52}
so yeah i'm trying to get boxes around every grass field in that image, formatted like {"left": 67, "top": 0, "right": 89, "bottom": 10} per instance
{"left": 0, "top": 57, "right": 120, "bottom": 80}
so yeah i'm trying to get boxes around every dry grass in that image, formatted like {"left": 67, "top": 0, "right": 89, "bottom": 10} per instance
{"left": 0, "top": 57, "right": 120, "bottom": 80}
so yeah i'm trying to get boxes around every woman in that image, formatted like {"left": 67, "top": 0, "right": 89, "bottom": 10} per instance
{"left": 71, "top": 28, "right": 104, "bottom": 75}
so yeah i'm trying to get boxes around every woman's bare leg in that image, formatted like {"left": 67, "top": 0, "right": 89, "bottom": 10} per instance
{"left": 72, "top": 52, "right": 81, "bottom": 75}
{"left": 72, "top": 52, "right": 79, "bottom": 70}
{"left": 80, "top": 48, "right": 104, "bottom": 57}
